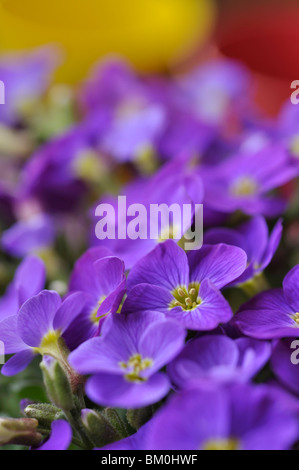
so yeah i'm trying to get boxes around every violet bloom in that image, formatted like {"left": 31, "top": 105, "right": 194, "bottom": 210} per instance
{"left": 69, "top": 311, "right": 186, "bottom": 408}
{"left": 0, "top": 47, "right": 59, "bottom": 125}
{"left": 145, "top": 384, "right": 299, "bottom": 450}
{"left": 167, "top": 335, "right": 271, "bottom": 388}
{"left": 234, "top": 265, "right": 299, "bottom": 338}
{"left": 0, "top": 255, "right": 45, "bottom": 321}
{"left": 0, "top": 290, "right": 85, "bottom": 376}
{"left": 34, "top": 420, "right": 72, "bottom": 451}
{"left": 177, "top": 59, "right": 251, "bottom": 126}
{"left": 271, "top": 339, "right": 299, "bottom": 397}
{"left": 91, "top": 155, "right": 204, "bottom": 268}
{"left": 123, "top": 240, "right": 246, "bottom": 330}
{"left": 202, "top": 145, "right": 298, "bottom": 217}
{"left": 79, "top": 59, "right": 146, "bottom": 114}
{"left": 2, "top": 214, "right": 56, "bottom": 258}
{"left": 63, "top": 247, "right": 126, "bottom": 349}
{"left": 101, "top": 104, "right": 166, "bottom": 163}
{"left": 205, "top": 216, "right": 282, "bottom": 285}
{"left": 22, "top": 111, "right": 109, "bottom": 214}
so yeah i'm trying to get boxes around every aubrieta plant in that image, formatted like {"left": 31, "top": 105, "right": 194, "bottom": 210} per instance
{"left": 0, "top": 49, "right": 298, "bottom": 451}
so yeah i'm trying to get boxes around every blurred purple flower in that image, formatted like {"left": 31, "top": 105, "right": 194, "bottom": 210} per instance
{"left": 234, "top": 265, "right": 299, "bottom": 338}
{"left": 202, "top": 145, "right": 298, "bottom": 217}
{"left": 145, "top": 384, "right": 299, "bottom": 450}
{"left": 205, "top": 216, "right": 282, "bottom": 284}
{"left": 0, "top": 47, "right": 59, "bottom": 124}
{"left": 0, "top": 255, "right": 45, "bottom": 321}
{"left": 167, "top": 335, "right": 271, "bottom": 388}
{"left": 69, "top": 311, "right": 186, "bottom": 408}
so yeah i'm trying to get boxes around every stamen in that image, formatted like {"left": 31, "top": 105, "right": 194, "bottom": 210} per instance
{"left": 170, "top": 283, "right": 201, "bottom": 311}
{"left": 119, "top": 354, "right": 153, "bottom": 383}
{"left": 178, "top": 288, "right": 185, "bottom": 297}
{"left": 231, "top": 176, "right": 258, "bottom": 197}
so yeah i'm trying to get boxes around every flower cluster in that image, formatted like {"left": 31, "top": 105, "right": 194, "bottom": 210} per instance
{"left": 0, "top": 48, "right": 298, "bottom": 451}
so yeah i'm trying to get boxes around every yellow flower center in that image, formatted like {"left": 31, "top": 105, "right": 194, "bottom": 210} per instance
{"left": 170, "top": 283, "right": 201, "bottom": 311}
{"left": 203, "top": 438, "right": 239, "bottom": 450}
{"left": 292, "top": 312, "right": 299, "bottom": 326}
{"left": 119, "top": 354, "right": 153, "bottom": 383}
{"left": 231, "top": 176, "right": 258, "bottom": 197}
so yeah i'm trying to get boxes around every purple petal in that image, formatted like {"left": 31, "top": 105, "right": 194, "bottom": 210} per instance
{"left": 0, "top": 316, "right": 29, "bottom": 354}
{"left": 35, "top": 420, "right": 72, "bottom": 451}
{"left": 271, "top": 339, "right": 299, "bottom": 396}
{"left": 1, "top": 349, "right": 35, "bottom": 376}
{"left": 238, "top": 216, "right": 268, "bottom": 265}
{"left": 283, "top": 265, "right": 299, "bottom": 313}
{"left": 93, "top": 257, "right": 125, "bottom": 294}
{"left": 69, "top": 247, "right": 113, "bottom": 295}
{"left": 122, "top": 283, "right": 172, "bottom": 315}
{"left": 86, "top": 372, "right": 170, "bottom": 408}
{"left": 259, "top": 218, "right": 283, "bottom": 270}
{"left": 69, "top": 336, "right": 125, "bottom": 375}
{"left": 234, "top": 289, "right": 299, "bottom": 339}
{"left": 17, "top": 291, "right": 61, "bottom": 347}
{"left": 15, "top": 255, "right": 46, "bottom": 305}
{"left": 187, "top": 244, "right": 247, "bottom": 289}
{"left": 127, "top": 240, "right": 189, "bottom": 291}
{"left": 53, "top": 291, "right": 86, "bottom": 333}
{"left": 138, "top": 320, "right": 186, "bottom": 374}
{"left": 2, "top": 214, "right": 56, "bottom": 258}
{"left": 0, "top": 284, "right": 19, "bottom": 321}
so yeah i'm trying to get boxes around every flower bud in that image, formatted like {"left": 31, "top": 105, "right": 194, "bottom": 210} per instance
{"left": 40, "top": 356, "right": 74, "bottom": 412}
{"left": 0, "top": 418, "right": 42, "bottom": 447}
{"left": 127, "top": 405, "right": 155, "bottom": 431}
{"left": 81, "top": 409, "right": 120, "bottom": 447}
{"left": 24, "top": 403, "right": 65, "bottom": 428}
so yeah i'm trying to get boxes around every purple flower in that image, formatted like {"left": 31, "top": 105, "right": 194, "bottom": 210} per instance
{"left": 202, "top": 145, "right": 298, "bottom": 217}
{"left": 2, "top": 214, "right": 56, "bottom": 258}
{"left": 63, "top": 247, "right": 126, "bottom": 349}
{"left": 69, "top": 311, "right": 186, "bottom": 408}
{"left": 177, "top": 59, "right": 251, "bottom": 126}
{"left": 34, "top": 420, "right": 72, "bottom": 451}
{"left": 145, "top": 384, "right": 299, "bottom": 450}
{"left": 80, "top": 59, "right": 144, "bottom": 114}
{"left": 123, "top": 240, "right": 246, "bottom": 330}
{"left": 167, "top": 334, "right": 271, "bottom": 388}
{"left": 91, "top": 155, "right": 204, "bottom": 268}
{"left": 22, "top": 112, "right": 109, "bottom": 214}
{"left": 101, "top": 104, "right": 166, "bottom": 162}
{"left": 0, "top": 47, "right": 59, "bottom": 125}
{"left": 0, "top": 255, "right": 45, "bottom": 321}
{"left": 271, "top": 339, "right": 299, "bottom": 397}
{"left": 205, "top": 216, "right": 282, "bottom": 284}
{"left": 0, "top": 290, "right": 85, "bottom": 376}
{"left": 233, "top": 265, "right": 299, "bottom": 339}
{"left": 157, "top": 110, "right": 214, "bottom": 160}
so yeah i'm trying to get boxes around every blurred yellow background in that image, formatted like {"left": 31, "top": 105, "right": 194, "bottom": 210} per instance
{"left": 0, "top": 0, "right": 215, "bottom": 82}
